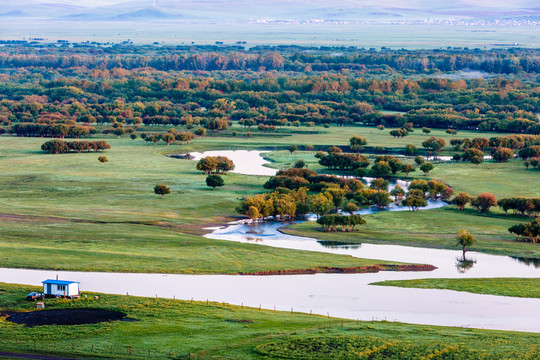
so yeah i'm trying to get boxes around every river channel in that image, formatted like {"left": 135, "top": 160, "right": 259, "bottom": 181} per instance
{"left": 1, "top": 150, "right": 539, "bottom": 332}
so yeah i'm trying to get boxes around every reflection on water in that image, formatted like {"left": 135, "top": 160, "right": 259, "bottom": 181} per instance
{"left": 318, "top": 241, "right": 362, "bottom": 250}
{"left": 0, "top": 149, "right": 530, "bottom": 331}
{"left": 455, "top": 256, "right": 476, "bottom": 273}
{"left": 512, "top": 257, "right": 540, "bottom": 268}
{"left": 189, "top": 150, "right": 278, "bottom": 176}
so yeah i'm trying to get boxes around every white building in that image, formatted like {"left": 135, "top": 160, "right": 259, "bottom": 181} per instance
{"left": 42, "top": 279, "right": 80, "bottom": 298}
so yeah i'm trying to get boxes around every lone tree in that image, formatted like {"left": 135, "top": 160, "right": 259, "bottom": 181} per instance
{"left": 420, "top": 162, "right": 435, "bottom": 175}
{"left": 154, "top": 184, "right": 171, "bottom": 198}
{"left": 98, "top": 156, "right": 108, "bottom": 164}
{"left": 452, "top": 192, "right": 471, "bottom": 210}
{"left": 456, "top": 229, "right": 476, "bottom": 257}
{"left": 288, "top": 145, "right": 298, "bottom": 154}
{"left": 206, "top": 174, "right": 224, "bottom": 190}
{"left": 349, "top": 135, "right": 367, "bottom": 152}
{"left": 471, "top": 192, "right": 497, "bottom": 215}
{"left": 422, "top": 136, "right": 446, "bottom": 156}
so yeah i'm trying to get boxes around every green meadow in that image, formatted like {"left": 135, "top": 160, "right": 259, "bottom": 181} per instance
{"left": 371, "top": 278, "right": 540, "bottom": 299}
{"left": 0, "top": 283, "right": 538, "bottom": 360}
{"left": 0, "top": 124, "right": 538, "bottom": 274}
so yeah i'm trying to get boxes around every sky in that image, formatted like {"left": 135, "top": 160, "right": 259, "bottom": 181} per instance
{"left": 32, "top": 0, "right": 537, "bottom": 8}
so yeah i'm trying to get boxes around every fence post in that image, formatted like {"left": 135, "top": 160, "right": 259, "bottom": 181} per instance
{"left": 148, "top": 348, "right": 151, "bottom": 357}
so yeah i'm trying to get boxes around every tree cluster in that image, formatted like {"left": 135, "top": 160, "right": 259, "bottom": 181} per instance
{"left": 41, "top": 139, "right": 110, "bottom": 154}
{"left": 196, "top": 156, "right": 235, "bottom": 174}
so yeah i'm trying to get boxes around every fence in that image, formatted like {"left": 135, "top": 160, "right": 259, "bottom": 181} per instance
{"left": 0, "top": 318, "right": 373, "bottom": 359}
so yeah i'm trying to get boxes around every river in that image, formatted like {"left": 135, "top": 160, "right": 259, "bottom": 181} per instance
{"left": 1, "top": 150, "right": 539, "bottom": 332}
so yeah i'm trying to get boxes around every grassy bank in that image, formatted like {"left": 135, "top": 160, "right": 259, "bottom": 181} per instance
{"left": 282, "top": 207, "right": 540, "bottom": 259}
{"left": 0, "top": 283, "right": 538, "bottom": 359}
{"left": 371, "top": 278, "right": 540, "bottom": 299}
{"left": 0, "top": 219, "right": 409, "bottom": 274}
{"left": 0, "top": 136, "right": 416, "bottom": 274}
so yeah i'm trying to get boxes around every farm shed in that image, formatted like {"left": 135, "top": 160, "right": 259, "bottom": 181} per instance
{"left": 42, "top": 279, "right": 80, "bottom": 298}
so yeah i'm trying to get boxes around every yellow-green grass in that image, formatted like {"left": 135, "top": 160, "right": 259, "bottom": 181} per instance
{"left": 0, "top": 220, "right": 405, "bottom": 274}
{"left": 264, "top": 149, "right": 540, "bottom": 199}
{"left": 192, "top": 123, "right": 513, "bottom": 152}
{"left": 0, "top": 283, "right": 538, "bottom": 360}
{"left": 371, "top": 278, "right": 540, "bottom": 299}
{"left": 424, "top": 160, "right": 539, "bottom": 199}
{"left": 283, "top": 207, "right": 540, "bottom": 259}
{"left": 0, "top": 136, "right": 410, "bottom": 274}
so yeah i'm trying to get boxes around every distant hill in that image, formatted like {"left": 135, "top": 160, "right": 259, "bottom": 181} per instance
{"left": 0, "top": 0, "right": 538, "bottom": 22}
{"left": 111, "top": 8, "right": 182, "bottom": 20}
{"left": 0, "top": 10, "right": 31, "bottom": 17}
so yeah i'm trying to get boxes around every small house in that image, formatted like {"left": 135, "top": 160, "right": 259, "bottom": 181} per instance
{"left": 42, "top": 279, "right": 80, "bottom": 298}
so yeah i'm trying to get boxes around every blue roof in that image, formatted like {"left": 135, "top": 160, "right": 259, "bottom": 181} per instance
{"left": 42, "top": 279, "right": 79, "bottom": 285}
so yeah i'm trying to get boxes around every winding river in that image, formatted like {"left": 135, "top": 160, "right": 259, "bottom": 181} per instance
{"left": 1, "top": 151, "right": 539, "bottom": 332}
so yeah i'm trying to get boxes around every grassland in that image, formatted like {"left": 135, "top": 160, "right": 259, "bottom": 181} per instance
{"left": 0, "top": 123, "right": 538, "bottom": 275}
{"left": 371, "top": 278, "right": 540, "bottom": 299}
{"left": 0, "top": 283, "right": 538, "bottom": 360}
{"left": 0, "top": 221, "right": 405, "bottom": 274}
{"left": 283, "top": 208, "right": 540, "bottom": 258}
{"left": 0, "top": 133, "right": 420, "bottom": 274}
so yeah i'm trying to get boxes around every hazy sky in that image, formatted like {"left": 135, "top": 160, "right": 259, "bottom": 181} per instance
{"left": 34, "top": 0, "right": 537, "bottom": 8}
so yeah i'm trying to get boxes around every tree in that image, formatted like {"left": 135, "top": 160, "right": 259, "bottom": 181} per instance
{"left": 403, "top": 195, "right": 428, "bottom": 211}
{"left": 402, "top": 163, "right": 415, "bottom": 176}
{"left": 471, "top": 156, "right": 483, "bottom": 166}
{"left": 492, "top": 147, "right": 514, "bottom": 163}
{"left": 293, "top": 160, "right": 306, "bottom": 168}
{"left": 370, "top": 178, "right": 389, "bottom": 192}
{"left": 452, "top": 192, "right": 471, "bottom": 210}
{"left": 370, "top": 191, "right": 392, "bottom": 210}
{"left": 344, "top": 202, "right": 359, "bottom": 215}
{"left": 309, "top": 193, "right": 333, "bottom": 217}
{"left": 471, "top": 192, "right": 497, "bottom": 215}
{"left": 216, "top": 156, "right": 235, "bottom": 174}
{"left": 247, "top": 206, "right": 260, "bottom": 221}
{"left": 414, "top": 156, "right": 425, "bottom": 165}
{"left": 288, "top": 145, "right": 298, "bottom": 154}
{"left": 370, "top": 161, "right": 391, "bottom": 178}
{"left": 196, "top": 157, "right": 218, "bottom": 174}
{"left": 405, "top": 144, "right": 417, "bottom": 155}
{"left": 422, "top": 127, "right": 431, "bottom": 134}
{"left": 354, "top": 167, "right": 367, "bottom": 179}
{"left": 98, "top": 156, "right": 108, "bottom": 164}
{"left": 388, "top": 158, "right": 403, "bottom": 175}
{"left": 456, "top": 229, "right": 476, "bottom": 257}
{"left": 130, "top": 133, "right": 137, "bottom": 141}
{"left": 420, "top": 162, "right": 434, "bottom": 175}
{"left": 349, "top": 135, "right": 367, "bottom": 152}
{"left": 206, "top": 174, "right": 224, "bottom": 190}
{"left": 422, "top": 136, "right": 446, "bottom": 155}
{"left": 154, "top": 184, "right": 171, "bottom": 198}
{"left": 391, "top": 185, "right": 406, "bottom": 204}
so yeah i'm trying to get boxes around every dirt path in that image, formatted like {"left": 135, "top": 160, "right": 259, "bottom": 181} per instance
{"left": 0, "top": 352, "right": 86, "bottom": 360}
